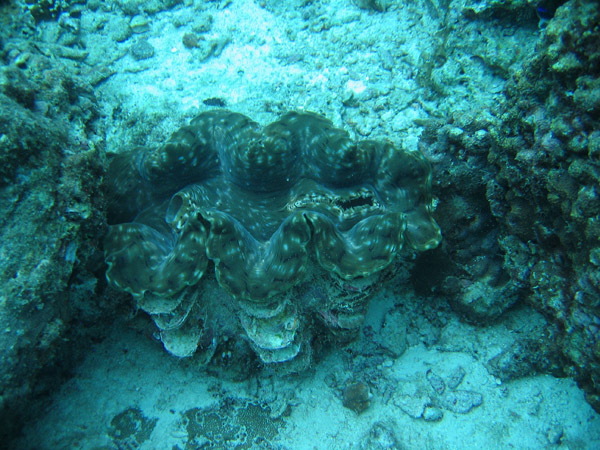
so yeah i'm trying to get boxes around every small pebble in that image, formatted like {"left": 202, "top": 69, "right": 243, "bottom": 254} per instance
{"left": 130, "top": 39, "right": 155, "bottom": 61}
{"left": 323, "top": 373, "right": 337, "bottom": 389}
{"left": 423, "top": 407, "right": 444, "bottom": 422}
{"left": 546, "top": 424, "right": 563, "bottom": 445}
{"left": 426, "top": 369, "right": 446, "bottom": 395}
{"left": 130, "top": 15, "right": 150, "bottom": 33}
{"left": 441, "top": 390, "right": 483, "bottom": 414}
{"left": 393, "top": 387, "right": 431, "bottom": 419}
{"left": 446, "top": 366, "right": 466, "bottom": 389}
{"left": 111, "top": 18, "right": 132, "bottom": 42}
{"left": 448, "top": 126, "right": 464, "bottom": 139}
{"left": 342, "top": 382, "right": 372, "bottom": 414}
{"left": 14, "top": 52, "right": 30, "bottom": 68}
{"left": 182, "top": 32, "right": 201, "bottom": 49}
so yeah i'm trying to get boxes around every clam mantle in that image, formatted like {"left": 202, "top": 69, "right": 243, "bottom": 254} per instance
{"left": 104, "top": 110, "right": 441, "bottom": 369}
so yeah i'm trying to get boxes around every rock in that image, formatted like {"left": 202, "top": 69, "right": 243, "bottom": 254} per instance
{"left": 440, "top": 390, "right": 483, "bottom": 414}
{"left": 423, "top": 407, "right": 444, "bottom": 422}
{"left": 446, "top": 366, "right": 466, "bottom": 389}
{"left": 393, "top": 383, "right": 431, "bottom": 419}
{"left": 342, "top": 382, "right": 372, "bottom": 414}
{"left": 546, "top": 423, "right": 563, "bottom": 445}
{"left": 353, "top": 0, "right": 393, "bottom": 12}
{"left": 376, "top": 310, "right": 408, "bottom": 358}
{"left": 426, "top": 369, "right": 446, "bottom": 395}
{"left": 130, "top": 39, "right": 155, "bottom": 60}
{"left": 359, "top": 422, "right": 403, "bottom": 450}
{"left": 182, "top": 32, "right": 201, "bottom": 49}
{"left": 109, "top": 17, "right": 132, "bottom": 42}
{"left": 130, "top": 15, "right": 150, "bottom": 33}
{"left": 448, "top": 278, "right": 519, "bottom": 323}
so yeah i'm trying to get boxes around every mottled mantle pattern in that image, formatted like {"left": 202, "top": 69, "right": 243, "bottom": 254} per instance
{"left": 104, "top": 110, "right": 441, "bottom": 368}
